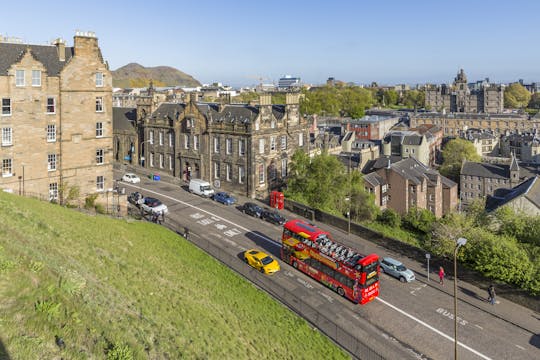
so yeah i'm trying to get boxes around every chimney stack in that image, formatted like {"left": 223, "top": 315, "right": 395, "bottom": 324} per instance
{"left": 53, "top": 38, "right": 66, "bottom": 61}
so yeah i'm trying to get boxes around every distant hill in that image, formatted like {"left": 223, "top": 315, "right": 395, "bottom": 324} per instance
{"left": 112, "top": 62, "right": 201, "bottom": 88}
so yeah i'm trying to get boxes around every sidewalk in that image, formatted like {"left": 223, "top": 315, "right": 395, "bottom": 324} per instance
{"left": 115, "top": 163, "right": 540, "bottom": 336}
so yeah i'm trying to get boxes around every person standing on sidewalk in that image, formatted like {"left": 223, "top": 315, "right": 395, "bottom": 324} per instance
{"left": 488, "top": 284, "right": 496, "bottom": 305}
{"left": 438, "top": 266, "right": 445, "bottom": 285}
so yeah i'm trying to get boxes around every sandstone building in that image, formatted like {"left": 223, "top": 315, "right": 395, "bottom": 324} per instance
{"left": 0, "top": 32, "right": 113, "bottom": 203}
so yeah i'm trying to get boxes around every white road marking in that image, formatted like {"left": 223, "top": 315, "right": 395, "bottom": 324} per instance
{"left": 130, "top": 185, "right": 279, "bottom": 246}
{"left": 475, "top": 324, "right": 483, "bottom": 330}
{"left": 515, "top": 344, "right": 525, "bottom": 350}
{"left": 410, "top": 283, "right": 427, "bottom": 296}
{"left": 377, "top": 297, "right": 492, "bottom": 360}
{"left": 318, "top": 291, "right": 334, "bottom": 303}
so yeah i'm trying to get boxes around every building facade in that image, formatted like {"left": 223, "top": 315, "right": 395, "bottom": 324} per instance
{"left": 345, "top": 115, "right": 400, "bottom": 141}
{"left": 499, "top": 131, "right": 540, "bottom": 164}
{"left": 0, "top": 32, "right": 113, "bottom": 203}
{"left": 363, "top": 157, "right": 457, "bottom": 218}
{"left": 137, "top": 93, "right": 308, "bottom": 198}
{"left": 425, "top": 69, "right": 504, "bottom": 113}
{"left": 381, "top": 125, "right": 442, "bottom": 167}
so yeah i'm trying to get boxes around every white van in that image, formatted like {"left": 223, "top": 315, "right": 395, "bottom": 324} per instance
{"left": 188, "top": 179, "right": 215, "bottom": 198}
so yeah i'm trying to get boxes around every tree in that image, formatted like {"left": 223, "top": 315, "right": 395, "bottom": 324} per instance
{"left": 504, "top": 83, "right": 531, "bottom": 109}
{"left": 383, "top": 89, "right": 399, "bottom": 107}
{"left": 439, "top": 138, "right": 481, "bottom": 181}
{"left": 528, "top": 92, "right": 540, "bottom": 109}
{"left": 377, "top": 209, "right": 401, "bottom": 227}
{"left": 402, "top": 90, "right": 425, "bottom": 109}
{"left": 402, "top": 207, "right": 436, "bottom": 234}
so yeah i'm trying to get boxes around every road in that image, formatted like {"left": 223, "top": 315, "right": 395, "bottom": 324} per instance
{"left": 118, "top": 174, "right": 540, "bottom": 360}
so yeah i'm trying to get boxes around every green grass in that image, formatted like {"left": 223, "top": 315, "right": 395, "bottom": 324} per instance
{"left": 0, "top": 192, "right": 348, "bottom": 359}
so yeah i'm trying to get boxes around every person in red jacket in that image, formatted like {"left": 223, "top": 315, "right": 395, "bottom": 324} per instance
{"left": 438, "top": 266, "right": 445, "bottom": 285}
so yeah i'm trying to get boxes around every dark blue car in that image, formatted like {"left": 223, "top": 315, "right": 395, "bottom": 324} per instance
{"left": 213, "top": 191, "right": 236, "bottom": 205}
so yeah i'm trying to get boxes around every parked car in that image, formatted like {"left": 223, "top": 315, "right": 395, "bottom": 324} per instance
{"left": 380, "top": 257, "right": 415, "bottom": 283}
{"left": 261, "top": 209, "right": 286, "bottom": 225}
{"left": 213, "top": 191, "right": 236, "bottom": 205}
{"left": 242, "top": 202, "right": 263, "bottom": 218}
{"left": 243, "top": 249, "right": 280, "bottom": 275}
{"left": 140, "top": 197, "right": 169, "bottom": 215}
{"left": 128, "top": 192, "right": 144, "bottom": 206}
{"left": 122, "top": 173, "right": 141, "bottom": 184}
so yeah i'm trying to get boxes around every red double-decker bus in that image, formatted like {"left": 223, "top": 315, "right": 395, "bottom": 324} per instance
{"left": 281, "top": 219, "right": 380, "bottom": 304}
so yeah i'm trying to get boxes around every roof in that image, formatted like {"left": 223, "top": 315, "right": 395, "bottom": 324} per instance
{"left": 112, "top": 107, "right": 137, "bottom": 132}
{"left": 363, "top": 172, "right": 386, "bottom": 187}
{"left": 0, "top": 43, "right": 74, "bottom": 76}
{"left": 461, "top": 161, "right": 510, "bottom": 179}
{"left": 402, "top": 134, "right": 423, "bottom": 146}
{"left": 485, "top": 176, "right": 540, "bottom": 212}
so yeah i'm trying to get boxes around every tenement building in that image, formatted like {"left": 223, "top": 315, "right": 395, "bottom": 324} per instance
{"left": 137, "top": 93, "right": 308, "bottom": 198}
{"left": 0, "top": 32, "right": 113, "bottom": 203}
{"left": 425, "top": 69, "right": 504, "bottom": 113}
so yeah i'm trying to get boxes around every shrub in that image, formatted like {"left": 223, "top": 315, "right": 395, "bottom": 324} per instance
{"left": 85, "top": 194, "right": 99, "bottom": 210}
{"left": 377, "top": 209, "right": 401, "bottom": 228}
{"left": 106, "top": 342, "right": 134, "bottom": 360}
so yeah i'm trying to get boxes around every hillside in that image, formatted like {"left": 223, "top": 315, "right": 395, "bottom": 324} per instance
{"left": 0, "top": 192, "right": 347, "bottom": 359}
{"left": 112, "top": 62, "right": 201, "bottom": 88}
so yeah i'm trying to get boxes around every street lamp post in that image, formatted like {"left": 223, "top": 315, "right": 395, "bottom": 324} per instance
{"left": 454, "top": 237, "right": 467, "bottom": 359}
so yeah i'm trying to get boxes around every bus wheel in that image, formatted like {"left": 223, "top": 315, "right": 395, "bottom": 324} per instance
{"left": 337, "top": 287, "right": 345, "bottom": 297}
{"left": 292, "top": 261, "right": 298, "bottom": 269}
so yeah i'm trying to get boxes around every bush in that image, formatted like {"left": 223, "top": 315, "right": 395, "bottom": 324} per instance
{"left": 402, "top": 207, "right": 436, "bottom": 234}
{"left": 377, "top": 209, "right": 401, "bottom": 228}
{"left": 95, "top": 204, "right": 106, "bottom": 214}
{"left": 106, "top": 342, "right": 134, "bottom": 360}
{"left": 84, "top": 194, "right": 98, "bottom": 210}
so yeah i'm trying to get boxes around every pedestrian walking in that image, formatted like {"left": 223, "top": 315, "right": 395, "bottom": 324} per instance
{"left": 438, "top": 266, "right": 445, "bottom": 285}
{"left": 183, "top": 227, "right": 190, "bottom": 239}
{"left": 488, "top": 284, "right": 496, "bottom": 305}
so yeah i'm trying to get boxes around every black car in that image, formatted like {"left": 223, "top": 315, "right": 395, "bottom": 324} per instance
{"left": 261, "top": 209, "right": 286, "bottom": 225}
{"left": 242, "top": 202, "right": 263, "bottom": 218}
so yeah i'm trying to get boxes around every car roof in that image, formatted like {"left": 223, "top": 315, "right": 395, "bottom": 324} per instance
{"left": 383, "top": 257, "right": 403, "bottom": 266}
{"left": 125, "top": 173, "right": 136, "bottom": 176}
{"left": 245, "top": 202, "right": 260, "bottom": 207}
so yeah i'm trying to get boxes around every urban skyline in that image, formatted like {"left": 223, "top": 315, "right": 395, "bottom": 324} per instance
{"left": 2, "top": 0, "right": 540, "bottom": 87}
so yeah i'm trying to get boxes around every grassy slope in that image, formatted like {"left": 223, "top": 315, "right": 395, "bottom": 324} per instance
{"left": 0, "top": 192, "right": 348, "bottom": 359}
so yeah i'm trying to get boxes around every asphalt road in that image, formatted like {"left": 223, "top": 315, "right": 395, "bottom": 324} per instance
{"left": 117, "top": 173, "right": 540, "bottom": 360}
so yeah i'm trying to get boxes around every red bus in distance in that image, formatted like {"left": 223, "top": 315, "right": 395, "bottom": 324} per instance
{"left": 281, "top": 219, "right": 380, "bottom": 304}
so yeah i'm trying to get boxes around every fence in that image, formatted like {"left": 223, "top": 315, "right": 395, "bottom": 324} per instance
{"left": 161, "top": 216, "right": 385, "bottom": 360}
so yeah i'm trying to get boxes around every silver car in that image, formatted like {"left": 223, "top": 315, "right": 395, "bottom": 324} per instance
{"left": 380, "top": 257, "right": 415, "bottom": 283}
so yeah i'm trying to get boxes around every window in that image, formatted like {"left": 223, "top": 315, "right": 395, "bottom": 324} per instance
{"left": 32, "top": 70, "right": 41, "bottom": 86}
{"left": 96, "top": 149, "right": 104, "bottom": 165}
{"left": 382, "top": 195, "right": 388, "bottom": 205}
{"left": 429, "top": 194, "right": 434, "bottom": 201}
{"left": 226, "top": 138, "right": 233, "bottom": 154}
{"left": 214, "top": 162, "right": 220, "bottom": 179}
{"left": 239, "top": 166, "right": 245, "bottom": 184}
{"left": 271, "top": 120, "right": 275, "bottom": 129}
{"left": 2, "top": 98, "right": 11, "bottom": 115}
{"left": 48, "top": 154, "right": 57, "bottom": 171}
{"left": 281, "top": 159, "right": 287, "bottom": 177}
{"left": 49, "top": 183, "right": 58, "bottom": 201}
{"left": 96, "top": 176, "right": 104, "bottom": 191}
{"left": 281, "top": 135, "right": 287, "bottom": 150}
{"left": 149, "top": 152, "right": 154, "bottom": 167}
{"left": 95, "top": 97, "right": 103, "bottom": 112}
{"left": 239, "top": 139, "right": 245, "bottom": 156}
{"left": 159, "top": 132, "right": 163, "bottom": 145}
{"left": 214, "top": 137, "right": 220, "bottom": 153}
{"left": 96, "top": 122, "right": 103, "bottom": 137}
{"left": 2, "top": 159, "right": 12, "bottom": 177}
{"left": 255, "top": 121, "right": 260, "bottom": 131}
{"left": 1, "top": 128, "right": 12, "bottom": 146}
{"left": 46, "top": 97, "right": 56, "bottom": 114}
{"left": 159, "top": 153, "right": 164, "bottom": 168}
{"left": 193, "top": 135, "right": 199, "bottom": 150}
{"left": 95, "top": 72, "right": 104, "bottom": 87}
{"left": 381, "top": 184, "right": 388, "bottom": 193}
{"left": 184, "top": 134, "right": 190, "bottom": 149}
{"left": 226, "top": 163, "right": 232, "bottom": 181}
{"left": 149, "top": 130, "right": 154, "bottom": 144}
{"left": 270, "top": 137, "right": 276, "bottom": 151}
{"left": 259, "top": 138, "right": 265, "bottom": 154}
{"left": 47, "top": 125, "right": 56, "bottom": 142}
{"left": 258, "top": 164, "right": 265, "bottom": 184}
{"left": 16, "top": 70, "right": 24, "bottom": 86}
{"left": 169, "top": 132, "right": 173, "bottom": 147}
{"left": 299, "top": 133, "right": 304, "bottom": 147}
{"left": 169, "top": 155, "right": 173, "bottom": 170}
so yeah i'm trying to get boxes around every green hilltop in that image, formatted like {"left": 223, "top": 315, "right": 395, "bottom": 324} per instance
{"left": 0, "top": 192, "right": 347, "bottom": 359}
{"left": 112, "top": 63, "right": 201, "bottom": 88}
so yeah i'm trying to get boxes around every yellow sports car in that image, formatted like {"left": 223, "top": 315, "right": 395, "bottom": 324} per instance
{"left": 243, "top": 249, "right": 280, "bottom": 274}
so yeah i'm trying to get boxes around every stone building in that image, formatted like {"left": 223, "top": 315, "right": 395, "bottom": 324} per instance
{"left": 0, "top": 32, "right": 113, "bottom": 203}
{"left": 381, "top": 125, "right": 443, "bottom": 167}
{"left": 459, "top": 129, "right": 499, "bottom": 158}
{"left": 112, "top": 107, "right": 137, "bottom": 165}
{"left": 137, "top": 93, "right": 308, "bottom": 198}
{"left": 411, "top": 112, "right": 538, "bottom": 137}
{"left": 425, "top": 69, "right": 504, "bottom": 113}
{"left": 499, "top": 131, "right": 540, "bottom": 164}
{"left": 363, "top": 157, "right": 457, "bottom": 218}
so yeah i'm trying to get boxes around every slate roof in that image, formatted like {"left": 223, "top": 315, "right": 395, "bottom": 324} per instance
{"left": 149, "top": 102, "right": 260, "bottom": 124}
{"left": 485, "top": 176, "right": 540, "bottom": 212}
{"left": 0, "top": 43, "right": 74, "bottom": 76}
{"left": 402, "top": 134, "right": 423, "bottom": 146}
{"left": 362, "top": 155, "right": 402, "bottom": 174}
{"left": 113, "top": 107, "right": 137, "bottom": 132}
{"left": 363, "top": 172, "right": 386, "bottom": 187}
{"left": 461, "top": 161, "right": 510, "bottom": 179}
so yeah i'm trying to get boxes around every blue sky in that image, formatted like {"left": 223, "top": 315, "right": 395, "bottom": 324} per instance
{"left": 2, "top": 0, "right": 540, "bottom": 87}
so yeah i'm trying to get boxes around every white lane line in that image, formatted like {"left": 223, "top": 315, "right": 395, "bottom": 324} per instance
{"left": 515, "top": 344, "right": 525, "bottom": 350}
{"left": 475, "top": 324, "right": 483, "bottom": 330}
{"left": 376, "top": 297, "right": 492, "bottom": 360}
{"left": 130, "top": 185, "right": 280, "bottom": 247}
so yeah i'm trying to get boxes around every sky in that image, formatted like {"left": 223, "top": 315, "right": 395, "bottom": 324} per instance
{"left": 2, "top": 0, "right": 540, "bottom": 87}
